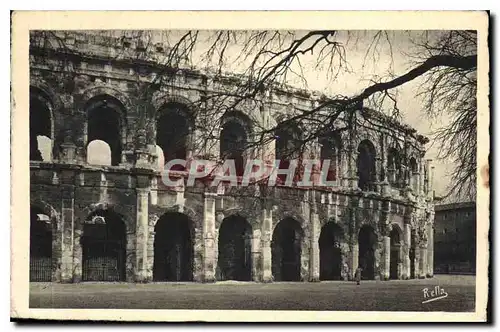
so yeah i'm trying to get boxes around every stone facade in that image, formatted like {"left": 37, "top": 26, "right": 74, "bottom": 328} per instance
{"left": 434, "top": 202, "right": 476, "bottom": 274}
{"left": 29, "top": 31, "right": 435, "bottom": 283}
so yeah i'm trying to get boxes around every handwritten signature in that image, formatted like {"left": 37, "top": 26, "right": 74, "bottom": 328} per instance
{"left": 422, "top": 286, "right": 448, "bottom": 304}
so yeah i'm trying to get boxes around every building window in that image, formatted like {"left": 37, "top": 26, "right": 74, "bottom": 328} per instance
{"left": 357, "top": 140, "right": 377, "bottom": 191}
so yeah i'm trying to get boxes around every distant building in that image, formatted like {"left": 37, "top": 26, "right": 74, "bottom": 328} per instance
{"left": 434, "top": 202, "right": 476, "bottom": 274}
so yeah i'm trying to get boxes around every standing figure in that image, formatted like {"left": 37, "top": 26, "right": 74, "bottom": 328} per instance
{"left": 355, "top": 266, "right": 362, "bottom": 285}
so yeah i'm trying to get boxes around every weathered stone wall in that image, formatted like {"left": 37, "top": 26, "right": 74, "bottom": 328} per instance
{"left": 29, "top": 31, "right": 435, "bottom": 283}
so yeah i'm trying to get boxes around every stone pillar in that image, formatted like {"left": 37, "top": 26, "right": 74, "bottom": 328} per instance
{"left": 349, "top": 149, "right": 359, "bottom": 189}
{"left": 251, "top": 229, "right": 261, "bottom": 282}
{"left": 382, "top": 235, "right": 390, "bottom": 280}
{"left": 340, "top": 242, "right": 350, "bottom": 281}
{"left": 425, "top": 159, "right": 434, "bottom": 199}
{"left": 261, "top": 205, "right": 273, "bottom": 282}
{"left": 419, "top": 245, "right": 428, "bottom": 279}
{"left": 202, "top": 193, "right": 217, "bottom": 282}
{"left": 350, "top": 243, "right": 359, "bottom": 280}
{"left": 340, "top": 148, "right": 350, "bottom": 188}
{"left": 427, "top": 223, "right": 434, "bottom": 277}
{"left": 403, "top": 223, "right": 411, "bottom": 279}
{"left": 412, "top": 172, "right": 421, "bottom": 195}
{"left": 60, "top": 141, "right": 77, "bottom": 164}
{"left": 309, "top": 211, "right": 320, "bottom": 282}
{"left": 135, "top": 188, "right": 150, "bottom": 282}
{"left": 61, "top": 186, "right": 75, "bottom": 283}
{"left": 375, "top": 156, "right": 383, "bottom": 193}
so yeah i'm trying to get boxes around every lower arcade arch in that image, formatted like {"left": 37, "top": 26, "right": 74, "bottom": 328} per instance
{"left": 81, "top": 210, "right": 127, "bottom": 282}
{"left": 319, "top": 222, "right": 344, "bottom": 280}
{"left": 216, "top": 215, "right": 252, "bottom": 281}
{"left": 390, "top": 225, "right": 403, "bottom": 280}
{"left": 30, "top": 206, "right": 53, "bottom": 281}
{"left": 410, "top": 228, "right": 417, "bottom": 279}
{"left": 153, "top": 212, "right": 194, "bottom": 281}
{"left": 358, "top": 225, "right": 378, "bottom": 280}
{"left": 272, "top": 218, "right": 303, "bottom": 281}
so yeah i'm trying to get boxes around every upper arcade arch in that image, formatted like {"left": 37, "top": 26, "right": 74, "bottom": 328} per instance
{"left": 84, "top": 94, "right": 127, "bottom": 166}
{"left": 220, "top": 111, "right": 253, "bottom": 176}
{"left": 30, "top": 87, "right": 54, "bottom": 162}
{"left": 387, "top": 147, "right": 403, "bottom": 188}
{"left": 156, "top": 102, "right": 194, "bottom": 168}
{"left": 275, "top": 121, "right": 302, "bottom": 184}
{"left": 357, "top": 139, "right": 377, "bottom": 192}
{"left": 319, "top": 130, "right": 342, "bottom": 182}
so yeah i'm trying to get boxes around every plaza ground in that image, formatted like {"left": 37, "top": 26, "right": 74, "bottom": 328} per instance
{"left": 29, "top": 274, "right": 475, "bottom": 312}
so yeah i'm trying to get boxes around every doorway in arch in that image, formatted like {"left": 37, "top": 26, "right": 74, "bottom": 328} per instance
{"left": 390, "top": 225, "right": 403, "bottom": 279}
{"left": 272, "top": 217, "right": 303, "bottom": 281}
{"left": 82, "top": 210, "right": 127, "bottom": 282}
{"left": 30, "top": 206, "right": 52, "bottom": 282}
{"left": 319, "top": 222, "right": 343, "bottom": 280}
{"left": 153, "top": 212, "right": 194, "bottom": 281}
{"left": 217, "top": 215, "right": 252, "bottom": 281}
{"left": 358, "top": 225, "right": 377, "bottom": 280}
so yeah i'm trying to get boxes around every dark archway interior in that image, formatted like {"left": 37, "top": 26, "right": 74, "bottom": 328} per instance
{"left": 319, "top": 222, "right": 343, "bottom": 280}
{"left": 358, "top": 225, "right": 377, "bottom": 280}
{"left": 87, "top": 97, "right": 124, "bottom": 166}
{"left": 272, "top": 218, "right": 302, "bottom": 281}
{"left": 220, "top": 121, "right": 247, "bottom": 177}
{"left": 387, "top": 148, "right": 402, "bottom": 188}
{"left": 153, "top": 213, "right": 194, "bottom": 281}
{"left": 409, "top": 157, "right": 418, "bottom": 191}
{"left": 357, "top": 140, "right": 376, "bottom": 191}
{"left": 390, "top": 226, "right": 402, "bottom": 279}
{"left": 30, "top": 207, "right": 52, "bottom": 281}
{"left": 319, "top": 132, "right": 341, "bottom": 182}
{"left": 81, "top": 210, "right": 127, "bottom": 282}
{"left": 157, "top": 104, "right": 191, "bottom": 170}
{"left": 217, "top": 215, "right": 252, "bottom": 281}
{"left": 29, "top": 90, "right": 52, "bottom": 161}
{"left": 410, "top": 229, "right": 417, "bottom": 278}
{"left": 275, "top": 123, "right": 301, "bottom": 184}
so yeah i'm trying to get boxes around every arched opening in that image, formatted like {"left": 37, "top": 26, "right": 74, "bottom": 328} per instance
{"left": 153, "top": 212, "right": 194, "bottom": 281}
{"left": 30, "top": 88, "right": 52, "bottom": 162}
{"left": 409, "top": 157, "right": 419, "bottom": 192}
{"left": 81, "top": 209, "right": 127, "bottom": 281}
{"left": 319, "top": 131, "right": 341, "bottom": 183}
{"left": 387, "top": 147, "right": 402, "bottom": 188}
{"left": 217, "top": 215, "right": 252, "bottom": 281}
{"left": 30, "top": 206, "right": 52, "bottom": 281}
{"left": 220, "top": 114, "right": 250, "bottom": 177}
{"left": 275, "top": 122, "right": 301, "bottom": 184}
{"left": 358, "top": 225, "right": 377, "bottom": 280}
{"left": 86, "top": 96, "right": 125, "bottom": 166}
{"left": 357, "top": 140, "right": 376, "bottom": 191}
{"left": 319, "top": 222, "right": 343, "bottom": 280}
{"left": 156, "top": 103, "right": 192, "bottom": 171}
{"left": 390, "top": 225, "right": 403, "bottom": 280}
{"left": 87, "top": 139, "right": 112, "bottom": 166}
{"left": 272, "top": 217, "right": 303, "bottom": 281}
